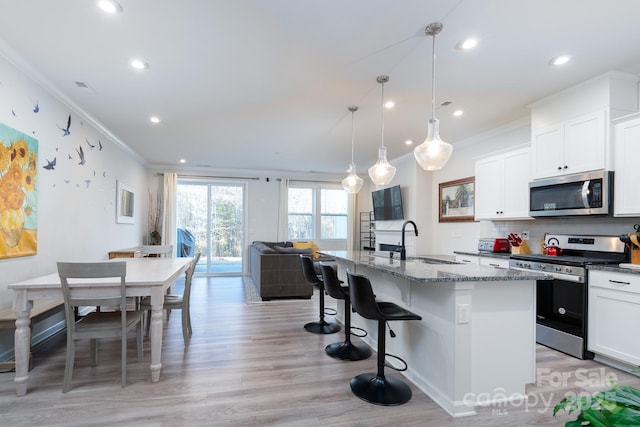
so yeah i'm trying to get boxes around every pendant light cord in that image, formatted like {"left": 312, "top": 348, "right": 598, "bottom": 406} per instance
{"left": 350, "top": 108, "right": 356, "bottom": 163}
{"left": 431, "top": 30, "right": 436, "bottom": 121}
{"left": 380, "top": 79, "right": 386, "bottom": 148}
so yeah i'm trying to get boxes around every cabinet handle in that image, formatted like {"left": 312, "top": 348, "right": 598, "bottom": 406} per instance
{"left": 609, "top": 279, "right": 631, "bottom": 286}
{"left": 488, "top": 263, "right": 500, "bottom": 267}
{"left": 563, "top": 165, "right": 568, "bottom": 169}
{"left": 462, "top": 259, "right": 472, "bottom": 263}
{"left": 557, "top": 166, "right": 562, "bottom": 170}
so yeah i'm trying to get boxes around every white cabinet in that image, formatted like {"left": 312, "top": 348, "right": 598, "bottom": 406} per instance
{"left": 531, "top": 110, "right": 607, "bottom": 179}
{"left": 479, "top": 257, "right": 510, "bottom": 269}
{"left": 455, "top": 253, "right": 510, "bottom": 268}
{"left": 475, "top": 147, "right": 531, "bottom": 220}
{"left": 455, "top": 254, "right": 479, "bottom": 265}
{"left": 588, "top": 269, "right": 640, "bottom": 366}
{"left": 614, "top": 113, "right": 640, "bottom": 216}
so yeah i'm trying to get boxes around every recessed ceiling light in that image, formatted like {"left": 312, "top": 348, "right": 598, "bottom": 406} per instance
{"left": 456, "top": 38, "right": 478, "bottom": 50}
{"left": 131, "top": 59, "right": 149, "bottom": 70}
{"left": 453, "top": 110, "right": 464, "bottom": 117}
{"left": 98, "top": 0, "right": 123, "bottom": 14}
{"left": 385, "top": 101, "right": 395, "bottom": 109}
{"left": 549, "top": 55, "right": 571, "bottom": 66}
{"left": 405, "top": 139, "right": 413, "bottom": 145}
{"left": 180, "top": 159, "right": 186, "bottom": 164}
{"left": 150, "top": 116, "right": 161, "bottom": 124}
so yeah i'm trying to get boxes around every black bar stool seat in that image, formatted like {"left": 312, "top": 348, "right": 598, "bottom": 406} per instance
{"left": 299, "top": 255, "right": 340, "bottom": 334}
{"left": 319, "top": 262, "right": 371, "bottom": 361}
{"left": 346, "top": 270, "right": 422, "bottom": 406}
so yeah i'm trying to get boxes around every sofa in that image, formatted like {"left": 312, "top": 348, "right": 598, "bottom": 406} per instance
{"left": 250, "top": 241, "right": 328, "bottom": 301}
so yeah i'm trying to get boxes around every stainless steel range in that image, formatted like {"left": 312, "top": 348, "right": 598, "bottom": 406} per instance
{"left": 509, "top": 234, "right": 626, "bottom": 359}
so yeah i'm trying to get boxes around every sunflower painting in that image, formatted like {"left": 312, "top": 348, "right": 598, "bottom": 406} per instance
{"left": 0, "top": 122, "right": 38, "bottom": 258}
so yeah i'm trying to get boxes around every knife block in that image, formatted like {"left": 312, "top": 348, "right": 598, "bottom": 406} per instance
{"left": 511, "top": 241, "right": 531, "bottom": 254}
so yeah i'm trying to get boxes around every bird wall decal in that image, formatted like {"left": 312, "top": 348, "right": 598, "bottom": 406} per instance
{"left": 43, "top": 157, "right": 56, "bottom": 170}
{"left": 85, "top": 138, "right": 95, "bottom": 150}
{"left": 76, "top": 145, "right": 86, "bottom": 165}
{"left": 57, "top": 114, "right": 71, "bottom": 136}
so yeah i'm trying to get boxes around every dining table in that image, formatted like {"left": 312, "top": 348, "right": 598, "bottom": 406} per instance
{"left": 8, "top": 256, "right": 193, "bottom": 396}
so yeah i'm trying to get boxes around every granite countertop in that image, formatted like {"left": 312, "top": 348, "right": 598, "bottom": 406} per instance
{"left": 588, "top": 264, "right": 640, "bottom": 275}
{"left": 453, "top": 250, "right": 512, "bottom": 259}
{"left": 321, "top": 251, "right": 550, "bottom": 283}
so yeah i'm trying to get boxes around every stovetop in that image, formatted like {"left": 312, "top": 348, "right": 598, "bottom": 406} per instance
{"left": 510, "top": 234, "right": 626, "bottom": 267}
{"left": 509, "top": 253, "right": 622, "bottom": 267}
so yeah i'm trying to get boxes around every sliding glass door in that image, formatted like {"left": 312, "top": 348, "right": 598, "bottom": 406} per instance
{"left": 176, "top": 180, "right": 245, "bottom": 275}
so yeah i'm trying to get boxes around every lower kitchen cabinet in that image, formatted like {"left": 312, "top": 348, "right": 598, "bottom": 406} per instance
{"left": 588, "top": 269, "right": 640, "bottom": 366}
{"left": 455, "top": 253, "right": 510, "bottom": 268}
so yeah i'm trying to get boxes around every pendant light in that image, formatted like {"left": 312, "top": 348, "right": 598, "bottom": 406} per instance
{"left": 368, "top": 75, "right": 396, "bottom": 186}
{"left": 414, "top": 22, "right": 453, "bottom": 171}
{"left": 342, "top": 106, "right": 364, "bottom": 194}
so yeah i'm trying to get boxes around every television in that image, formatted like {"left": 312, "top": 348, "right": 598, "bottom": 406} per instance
{"left": 372, "top": 185, "right": 404, "bottom": 221}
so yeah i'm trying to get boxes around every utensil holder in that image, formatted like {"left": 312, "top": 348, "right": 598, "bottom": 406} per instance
{"left": 632, "top": 246, "right": 640, "bottom": 265}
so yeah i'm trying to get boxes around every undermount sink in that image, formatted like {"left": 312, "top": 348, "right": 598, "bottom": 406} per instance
{"left": 412, "top": 256, "right": 460, "bottom": 265}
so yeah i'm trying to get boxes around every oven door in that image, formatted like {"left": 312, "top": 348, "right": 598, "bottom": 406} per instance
{"left": 537, "top": 278, "right": 584, "bottom": 336}
{"left": 536, "top": 277, "right": 591, "bottom": 359}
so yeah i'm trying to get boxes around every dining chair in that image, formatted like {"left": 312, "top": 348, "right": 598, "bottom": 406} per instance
{"left": 141, "top": 245, "right": 174, "bottom": 258}
{"left": 142, "top": 252, "right": 201, "bottom": 345}
{"left": 57, "top": 261, "right": 145, "bottom": 393}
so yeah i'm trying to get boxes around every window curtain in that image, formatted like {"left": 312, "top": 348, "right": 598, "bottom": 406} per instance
{"left": 276, "top": 178, "right": 289, "bottom": 242}
{"left": 162, "top": 172, "right": 177, "bottom": 254}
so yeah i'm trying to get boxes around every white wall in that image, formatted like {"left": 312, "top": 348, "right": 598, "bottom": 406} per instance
{"left": 0, "top": 53, "right": 148, "bottom": 310}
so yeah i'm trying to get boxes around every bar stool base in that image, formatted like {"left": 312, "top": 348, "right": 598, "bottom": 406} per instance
{"left": 325, "top": 341, "right": 372, "bottom": 361}
{"left": 304, "top": 321, "right": 341, "bottom": 334}
{"left": 350, "top": 373, "right": 412, "bottom": 406}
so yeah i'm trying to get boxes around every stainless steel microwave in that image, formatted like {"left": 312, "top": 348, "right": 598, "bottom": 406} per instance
{"left": 529, "top": 170, "right": 613, "bottom": 217}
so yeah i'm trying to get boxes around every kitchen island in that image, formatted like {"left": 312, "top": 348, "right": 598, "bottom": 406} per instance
{"left": 322, "top": 251, "right": 549, "bottom": 417}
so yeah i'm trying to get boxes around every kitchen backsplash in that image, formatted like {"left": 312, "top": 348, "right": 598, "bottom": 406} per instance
{"left": 484, "top": 217, "right": 640, "bottom": 254}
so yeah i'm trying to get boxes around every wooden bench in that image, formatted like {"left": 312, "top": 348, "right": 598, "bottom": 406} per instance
{"left": 0, "top": 299, "right": 65, "bottom": 371}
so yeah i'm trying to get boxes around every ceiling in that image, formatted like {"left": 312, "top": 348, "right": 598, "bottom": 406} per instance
{"left": 1, "top": 0, "right": 640, "bottom": 176}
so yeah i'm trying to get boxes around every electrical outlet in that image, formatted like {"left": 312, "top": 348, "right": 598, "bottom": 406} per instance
{"left": 521, "top": 231, "right": 529, "bottom": 241}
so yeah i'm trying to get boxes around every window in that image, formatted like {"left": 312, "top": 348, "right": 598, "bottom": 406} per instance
{"left": 288, "top": 185, "right": 347, "bottom": 241}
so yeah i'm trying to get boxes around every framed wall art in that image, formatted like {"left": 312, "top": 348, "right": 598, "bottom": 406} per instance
{"left": 0, "top": 122, "right": 38, "bottom": 258}
{"left": 438, "top": 176, "right": 475, "bottom": 222}
{"left": 116, "top": 181, "right": 135, "bottom": 224}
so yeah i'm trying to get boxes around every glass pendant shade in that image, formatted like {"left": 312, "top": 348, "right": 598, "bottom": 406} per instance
{"left": 368, "top": 146, "right": 396, "bottom": 186}
{"left": 369, "top": 75, "right": 396, "bottom": 186}
{"left": 415, "top": 22, "right": 453, "bottom": 171}
{"left": 342, "top": 162, "right": 364, "bottom": 193}
{"left": 414, "top": 118, "right": 453, "bottom": 171}
{"left": 342, "top": 105, "right": 364, "bottom": 194}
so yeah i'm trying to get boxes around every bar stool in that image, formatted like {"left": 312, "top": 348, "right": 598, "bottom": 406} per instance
{"left": 299, "top": 255, "right": 340, "bottom": 334}
{"left": 346, "top": 270, "right": 422, "bottom": 406}
{"left": 318, "top": 262, "right": 371, "bottom": 361}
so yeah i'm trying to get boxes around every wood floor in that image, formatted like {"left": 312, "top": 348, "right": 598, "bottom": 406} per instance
{"left": 2, "top": 276, "right": 639, "bottom": 426}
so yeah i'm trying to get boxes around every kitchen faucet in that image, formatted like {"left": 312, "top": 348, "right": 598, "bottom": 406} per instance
{"left": 399, "top": 220, "right": 418, "bottom": 260}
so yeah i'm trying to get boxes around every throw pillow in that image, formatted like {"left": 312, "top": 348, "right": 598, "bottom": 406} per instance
{"left": 293, "top": 241, "right": 320, "bottom": 259}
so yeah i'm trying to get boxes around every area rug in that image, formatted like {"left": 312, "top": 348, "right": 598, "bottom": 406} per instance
{"left": 243, "top": 276, "right": 262, "bottom": 304}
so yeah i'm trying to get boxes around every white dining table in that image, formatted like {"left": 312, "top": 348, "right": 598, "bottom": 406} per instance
{"left": 8, "top": 257, "right": 192, "bottom": 396}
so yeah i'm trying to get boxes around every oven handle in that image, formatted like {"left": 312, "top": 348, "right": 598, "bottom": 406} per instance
{"left": 581, "top": 180, "right": 591, "bottom": 208}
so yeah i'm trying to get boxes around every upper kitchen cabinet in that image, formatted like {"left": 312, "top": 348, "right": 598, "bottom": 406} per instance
{"left": 530, "top": 72, "right": 638, "bottom": 180}
{"left": 614, "top": 112, "right": 640, "bottom": 216}
{"left": 475, "top": 146, "right": 531, "bottom": 220}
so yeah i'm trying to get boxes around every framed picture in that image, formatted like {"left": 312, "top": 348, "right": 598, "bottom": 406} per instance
{"left": 438, "top": 177, "right": 475, "bottom": 222}
{"left": 116, "top": 181, "right": 135, "bottom": 224}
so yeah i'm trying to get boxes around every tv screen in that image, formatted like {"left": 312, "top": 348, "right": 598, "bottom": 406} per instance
{"left": 372, "top": 185, "right": 404, "bottom": 221}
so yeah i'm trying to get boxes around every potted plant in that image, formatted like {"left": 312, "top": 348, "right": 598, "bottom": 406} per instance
{"left": 554, "top": 379, "right": 640, "bottom": 426}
